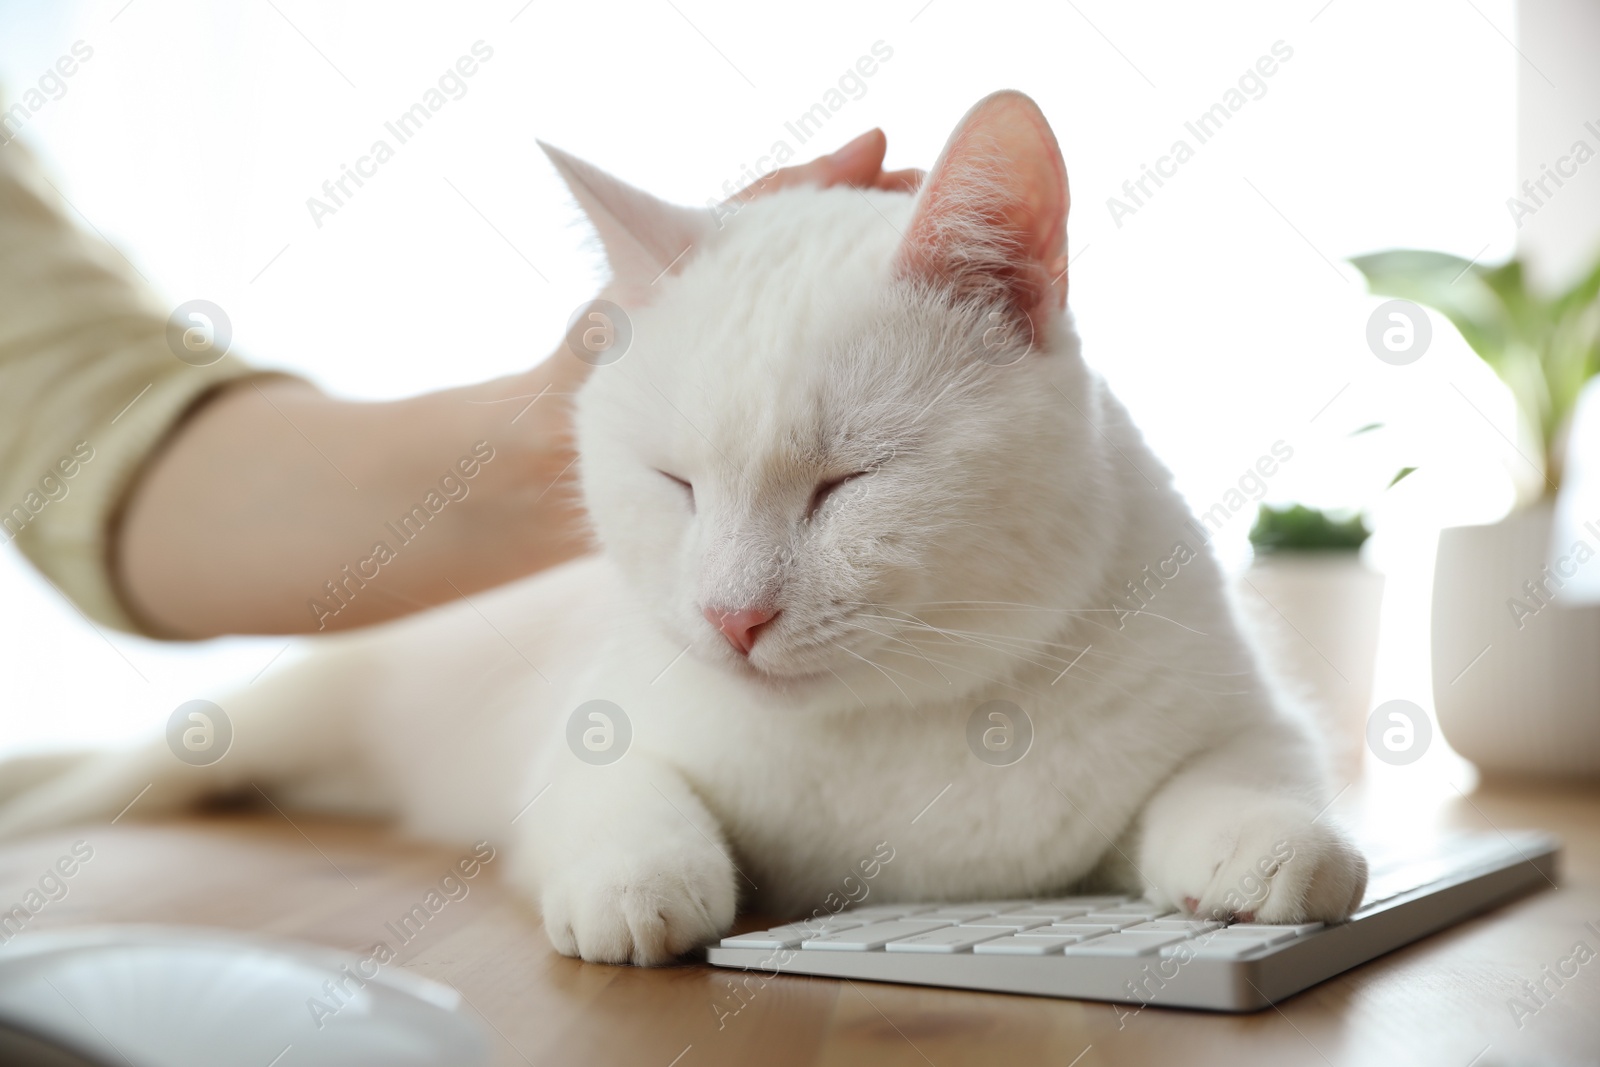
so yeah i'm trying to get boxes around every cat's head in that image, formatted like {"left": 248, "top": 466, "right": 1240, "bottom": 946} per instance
{"left": 549, "top": 92, "right": 1115, "bottom": 707}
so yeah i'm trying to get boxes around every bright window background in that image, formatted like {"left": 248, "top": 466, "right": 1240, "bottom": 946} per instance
{"left": 0, "top": 0, "right": 1524, "bottom": 764}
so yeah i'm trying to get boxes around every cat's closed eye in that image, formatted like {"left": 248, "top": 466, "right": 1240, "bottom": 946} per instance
{"left": 807, "top": 472, "right": 869, "bottom": 520}
{"left": 658, "top": 471, "right": 694, "bottom": 512}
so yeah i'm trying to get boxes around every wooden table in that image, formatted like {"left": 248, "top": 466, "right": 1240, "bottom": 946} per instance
{"left": 2, "top": 779, "right": 1596, "bottom": 1066}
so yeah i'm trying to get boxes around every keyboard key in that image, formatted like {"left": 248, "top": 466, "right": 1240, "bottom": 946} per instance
{"left": 1087, "top": 903, "right": 1176, "bottom": 920}
{"left": 1227, "top": 922, "right": 1324, "bottom": 937}
{"left": 1031, "top": 896, "right": 1129, "bottom": 908}
{"left": 1164, "top": 937, "right": 1277, "bottom": 959}
{"left": 884, "top": 926, "right": 1012, "bottom": 953}
{"left": 801, "top": 920, "right": 954, "bottom": 951}
{"left": 1125, "top": 919, "right": 1223, "bottom": 935}
{"left": 997, "top": 907, "right": 1092, "bottom": 921}
{"left": 1061, "top": 932, "right": 1191, "bottom": 956}
{"left": 719, "top": 930, "right": 809, "bottom": 950}
{"left": 958, "top": 916, "right": 1053, "bottom": 930}
{"left": 973, "top": 935, "right": 1078, "bottom": 955}
{"left": 839, "top": 904, "right": 937, "bottom": 922}
{"left": 1212, "top": 927, "right": 1299, "bottom": 946}
{"left": 1013, "top": 929, "right": 1107, "bottom": 944}
{"left": 1016, "top": 923, "right": 1118, "bottom": 938}
{"left": 1360, "top": 858, "right": 1465, "bottom": 907}
{"left": 745, "top": 918, "right": 866, "bottom": 945}
{"left": 920, "top": 907, "right": 1005, "bottom": 922}
{"left": 1072, "top": 916, "right": 1149, "bottom": 931}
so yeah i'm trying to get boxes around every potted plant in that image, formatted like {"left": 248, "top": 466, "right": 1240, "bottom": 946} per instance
{"left": 1352, "top": 249, "right": 1600, "bottom": 778}
{"left": 1243, "top": 485, "right": 1403, "bottom": 780}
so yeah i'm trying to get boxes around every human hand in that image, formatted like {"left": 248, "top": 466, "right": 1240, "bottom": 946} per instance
{"left": 731, "top": 128, "right": 923, "bottom": 203}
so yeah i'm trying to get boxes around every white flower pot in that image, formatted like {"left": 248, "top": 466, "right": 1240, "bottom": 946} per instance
{"left": 1432, "top": 503, "right": 1600, "bottom": 778}
{"left": 1239, "top": 554, "right": 1385, "bottom": 780}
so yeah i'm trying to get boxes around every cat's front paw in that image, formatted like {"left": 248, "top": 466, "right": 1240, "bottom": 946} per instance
{"left": 538, "top": 843, "right": 737, "bottom": 966}
{"left": 1144, "top": 799, "right": 1368, "bottom": 923}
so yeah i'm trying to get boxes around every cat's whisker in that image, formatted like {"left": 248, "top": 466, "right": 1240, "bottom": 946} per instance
{"left": 843, "top": 623, "right": 954, "bottom": 686}
{"left": 862, "top": 615, "right": 1251, "bottom": 702}
{"left": 847, "top": 629, "right": 1054, "bottom": 698}
{"left": 824, "top": 666, "right": 869, "bottom": 710}
{"left": 835, "top": 644, "right": 919, "bottom": 705}
{"left": 870, "top": 601, "right": 1228, "bottom": 675}
{"left": 853, "top": 609, "right": 1083, "bottom": 670}
{"left": 866, "top": 621, "right": 1084, "bottom": 678}
{"left": 855, "top": 612, "right": 1089, "bottom": 660}
{"left": 855, "top": 624, "right": 1250, "bottom": 704}
{"left": 850, "top": 599, "right": 1213, "bottom": 638}
{"left": 871, "top": 646, "right": 1042, "bottom": 699}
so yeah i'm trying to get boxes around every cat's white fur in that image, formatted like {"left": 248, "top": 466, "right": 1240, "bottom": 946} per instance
{"left": 0, "top": 92, "right": 1366, "bottom": 964}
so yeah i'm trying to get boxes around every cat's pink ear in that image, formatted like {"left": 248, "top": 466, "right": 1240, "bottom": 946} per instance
{"left": 894, "top": 91, "right": 1069, "bottom": 328}
{"left": 539, "top": 142, "right": 713, "bottom": 303}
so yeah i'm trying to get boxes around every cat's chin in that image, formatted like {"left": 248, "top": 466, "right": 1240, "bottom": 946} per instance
{"left": 692, "top": 646, "right": 844, "bottom": 700}
{"left": 665, "top": 627, "right": 832, "bottom": 690}
{"left": 718, "top": 655, "right": 829, "bottom": 690}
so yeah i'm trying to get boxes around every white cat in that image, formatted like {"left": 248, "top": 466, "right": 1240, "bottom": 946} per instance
{"left": 0, "top": 91, "right": 1366, "bottom": 965}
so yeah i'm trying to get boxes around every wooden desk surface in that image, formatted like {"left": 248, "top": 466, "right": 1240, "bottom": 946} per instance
{"left": 2, "top": 780, "right": 1596, "bottom": 1067}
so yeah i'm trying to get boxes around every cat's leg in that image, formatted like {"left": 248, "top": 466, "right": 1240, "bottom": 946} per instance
{"left": 0, "top": 750, "right": 94, "bottom": 807}
{"left": 511, "top": 754, "right": 738, "bottom": 966}
{"left": 1133, "top": 717, "right": 1368, "bottom": 923}
{"left": 0, "top": 644, "right": 378, "bottom": 839}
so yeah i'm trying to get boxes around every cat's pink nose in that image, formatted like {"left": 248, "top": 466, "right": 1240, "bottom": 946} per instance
{"left": 703, "top": 605, "right": 778, "bottom": 656}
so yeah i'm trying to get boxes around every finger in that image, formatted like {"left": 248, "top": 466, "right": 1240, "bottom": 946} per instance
{"left": 732, "top": 128, "right": 888, "bottom": 203}
{"left": 815, "top": 127, "right": 888, "bottom": 188}
{"left": 874, "top": 167, "right": 925, "bottom": 193}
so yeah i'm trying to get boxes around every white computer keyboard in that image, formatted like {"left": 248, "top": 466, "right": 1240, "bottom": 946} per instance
{"left": 707, "top": 830, "right": 1559, "bottom": 1011}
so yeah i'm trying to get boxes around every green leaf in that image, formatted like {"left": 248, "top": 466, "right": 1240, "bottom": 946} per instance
{"left": 1387, "top": 466, "right": 1417, "bottom": 488}
{"left": 1553, "top": 254, "right": 1600, "bottom": 320}
{"left": 1249, "top": 504, "right": 1370, "bottom": 553}
{"left": 1349, "top": 249, "right": 1506, "bottom": 358}
{"left": 1349, "top": 247, "right": 1600, "bottom": 490}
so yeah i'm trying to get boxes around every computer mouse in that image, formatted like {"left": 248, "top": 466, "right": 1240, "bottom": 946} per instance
{"left": 0, "top": 926, "right": 489, "bottom": 1066}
